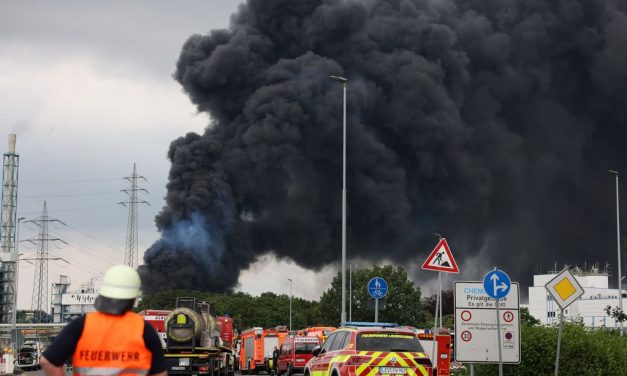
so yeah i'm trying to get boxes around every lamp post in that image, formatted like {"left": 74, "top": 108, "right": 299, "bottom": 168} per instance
{"left": 349, "top": 263, "right": 352, "bottom": 322}
{"left": 330, "top": 75, "right": 348, "bottom": 324}
{"left": 12, "top": 217, "right": 26, "bottom": 353}
{"left": 288, "top": 278, "right": 293, "bottom": 331}
{"left": 609, "top": 170, "right": 623, "bottom": 335}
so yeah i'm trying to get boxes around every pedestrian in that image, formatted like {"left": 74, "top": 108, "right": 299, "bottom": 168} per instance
{"left": 39, "top": 265, "right": 166, "bottom": 376}
{"left": 272, "top": 345, "right": 280, "bottom": 375}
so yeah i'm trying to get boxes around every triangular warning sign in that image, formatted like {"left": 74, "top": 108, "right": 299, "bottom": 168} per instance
{"left": 421, "top": 238, "right": 459, "bottom": 273}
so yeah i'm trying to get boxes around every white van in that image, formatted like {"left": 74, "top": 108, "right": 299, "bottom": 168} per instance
{"left": 17, "top": 341, "right": 46, "bottom": 370}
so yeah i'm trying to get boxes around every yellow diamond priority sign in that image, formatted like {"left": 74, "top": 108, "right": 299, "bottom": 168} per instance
{"left": 545, "top": 269, "right": 584, "bottom": 309}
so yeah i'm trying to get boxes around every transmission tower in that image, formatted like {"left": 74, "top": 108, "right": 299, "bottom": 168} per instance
{"left": 0, "top": 134, "right": 19, "bottom": 324}
{"left": 119, "top": 164, "right": 148, "bottom": 269}
{"left": 24, "top": 201, "right": 67, "bottom": 322}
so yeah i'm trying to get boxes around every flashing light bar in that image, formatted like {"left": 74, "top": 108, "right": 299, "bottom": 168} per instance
{"left": 340, "top": 322, "right": 399, "bottom": 328}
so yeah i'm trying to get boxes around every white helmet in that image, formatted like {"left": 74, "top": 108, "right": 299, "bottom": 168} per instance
{"left": 99, "top": 265, "right": 141, "bottom": 300}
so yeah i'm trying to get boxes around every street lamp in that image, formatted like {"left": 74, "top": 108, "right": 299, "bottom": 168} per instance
{"left": 609, "top": 170, "right": 623, "bottom": 336}
{"left": 330, "top": 74, "right": 348, "bottom": 324}
{"left": 12, "top": 216, "right": 26, "bottom": 354}
{"left": 287, "top": 278, "right": 293, "bottom": 331}
{"left": 349, "top": 263, "right": 352, "bottom": 322}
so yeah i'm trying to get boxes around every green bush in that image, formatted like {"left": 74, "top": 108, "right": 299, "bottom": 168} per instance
{"left": 469, "top": 323, "right": 627, "bottom": 375}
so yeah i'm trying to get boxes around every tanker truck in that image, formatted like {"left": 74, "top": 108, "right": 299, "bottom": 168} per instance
{"left": 164, "top": 297, "right": 234, "bottom": 376}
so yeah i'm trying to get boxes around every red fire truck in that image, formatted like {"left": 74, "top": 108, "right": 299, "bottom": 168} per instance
{"left": 138, "top": 309, "right": 171, "bottom": 347}
{"left": 239, "top": 327, "right": 288, "bottom": 374}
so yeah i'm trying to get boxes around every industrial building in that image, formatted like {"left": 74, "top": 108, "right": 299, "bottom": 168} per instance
{"left": 528, "top": 265, "right": 626, "bottom": 329}
{"left": 50, "top": 275, "right": 100, "bottom": 323}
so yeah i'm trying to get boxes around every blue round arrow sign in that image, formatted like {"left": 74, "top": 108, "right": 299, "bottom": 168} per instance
{"left": 368, "top": 277, "right": 388, "bottom": 299}
{"left": 483, "top": 269, "right": 511, "bottom": 299}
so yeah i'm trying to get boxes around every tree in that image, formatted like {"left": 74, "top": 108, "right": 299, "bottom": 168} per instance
{"left": 423, "top": 289, "right": 455, "bottom": 320}
{"left": 137, "top": 289, "right": 209, "bottom": 311}
{"left": 520, "top": 306, "right": 540, "bottom": 326}
{"left": 137, "top": 289, "right": 322, "bottom": 332}
{"left": 318, "top": 265, "right": 429, "bottom": 327}
{"left": 473, "top": 323, "right": 627, "bottom": 375}
{"left": 604, "top": 305, "right": 627, "bottom": 324}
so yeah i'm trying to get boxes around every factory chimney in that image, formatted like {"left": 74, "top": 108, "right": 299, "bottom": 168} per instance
{"left": 0, "top": 133, "right": 20, "bottom": 323}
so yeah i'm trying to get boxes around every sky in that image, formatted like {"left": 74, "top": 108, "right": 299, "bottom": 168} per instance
{"left": 0, "top": 0, "right": 340, "bottom": 309}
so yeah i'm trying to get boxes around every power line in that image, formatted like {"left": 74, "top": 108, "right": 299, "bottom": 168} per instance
{"left": 18, "top": 204, "right": 117, "bottom": 215}
{"left": 57, "top": 233, "right": 122, "bottom": 268}
{"left": 48, "top": 251, "right": 102, "bottom": 276}
{"left": 21, "top": 191, "right": 120, "bottom": 199}
{"left": 63, "top": 223, "right": 124, "bottom": 254}
{"left": 21, "top": 178, "right": 122, "bottom": 184}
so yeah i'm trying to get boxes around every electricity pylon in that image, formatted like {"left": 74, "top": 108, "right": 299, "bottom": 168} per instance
{"left": 24, "top": 201, "right": 67, "bottom": 322}
{"left": 119, "top": 164, "right": 148, "bottom": 269}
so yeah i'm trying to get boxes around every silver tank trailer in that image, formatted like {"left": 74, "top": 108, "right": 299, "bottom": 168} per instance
{"left": 166, "top": 302, "right": 221, "bottom": 348}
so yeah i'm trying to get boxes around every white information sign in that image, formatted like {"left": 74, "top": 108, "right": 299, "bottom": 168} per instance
{"left": 454, "top": 282, "right": 520, "bottom": 363}
{"left": 62, "top": 293, "right": 98, "bottom": 305}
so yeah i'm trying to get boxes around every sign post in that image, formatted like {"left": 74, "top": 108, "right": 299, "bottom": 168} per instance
{"left": 421, "top": 237, "right": 459, "bottom": 369}
{"left": 544, "top": 268, "right": 585, "bottom": 376}
{"left": 367, "top": 277, "right": 388, "bottom": 322}
{"left": 555, "top": 307, "right": 564, "bottom": 376}
{"left": 483, "top": 268, "right": 512, "bottom": 376}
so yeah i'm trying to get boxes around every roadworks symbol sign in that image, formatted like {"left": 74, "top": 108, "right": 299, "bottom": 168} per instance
{"left": 544, "top": 268, "right": 585, "bottom": 309}
{"left": 421, "top": 238, "right": 459, "bottom": 273}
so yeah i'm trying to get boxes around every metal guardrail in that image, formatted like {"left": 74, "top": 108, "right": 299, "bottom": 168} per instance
{"left": 0, "top": 323, "right": 66, "bottom": 328}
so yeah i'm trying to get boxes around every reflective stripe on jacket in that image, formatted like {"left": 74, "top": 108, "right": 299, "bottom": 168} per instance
{"left": 73, "top": 311, "right": 152, "bottom": 376}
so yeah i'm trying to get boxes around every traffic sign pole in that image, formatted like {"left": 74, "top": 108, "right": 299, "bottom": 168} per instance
{"left": 439, "top": 271, "right": 443, "bottom": 330}
{"left": 482, "top": 267, "right": 512, "bottom": 376}
{"left": 375, "top": 298, "right": 379, "bottom": 323}
{"left": 432, "top": 271, "right": 441, "bottom": 366}
{"left": 544, "top": 268, "right": 584, "bottom": 376}
{"left": 554, "top": 307, "right": 564, "bottom": 376}
{"left": 421, "top": 237, "right": 458, "bottom": 371}
{"left": 496, "top": 297, "right": 503, "bottom": 376}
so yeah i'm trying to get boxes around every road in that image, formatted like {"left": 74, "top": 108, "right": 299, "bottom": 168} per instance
{"left": 22, "top": 370, "right": 251, "bottom": 376}
{"left": 20, "top": 370, "right": 71, "bottom": 376}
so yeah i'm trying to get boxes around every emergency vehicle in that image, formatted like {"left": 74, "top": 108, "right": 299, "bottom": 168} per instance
{"left": 138, "top": 309, "right": 171, "bottom": 347}
{"left": 139, "top": 302, "right": 236, "bottom": 376}
{"left": 416, "top": 330, "right": 454, "bottom": 375}
{"left": 240, "top": 326, "right": 288, "bottom": 374}
{"left": 299, "top": 326, "right": 336, "bottom": 342}
{"left": 304, "top": 323, "right": 433, "bottom": 376}
{"left": 277, "top": 336, "right": 320, "bottom": 376}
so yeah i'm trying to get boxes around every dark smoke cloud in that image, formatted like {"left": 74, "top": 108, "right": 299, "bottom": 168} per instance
{"left": 141, "top": 0, "right": 627, "bottom": 293}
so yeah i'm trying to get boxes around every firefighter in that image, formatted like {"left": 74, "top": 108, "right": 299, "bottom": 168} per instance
{"left": 272, "top": 345, "right": 280, "bottom": 375}
{"left": 39, "top": 265, "right": 166, "bottom": 376}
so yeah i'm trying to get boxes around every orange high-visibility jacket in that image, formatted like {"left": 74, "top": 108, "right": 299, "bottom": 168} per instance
{"left": 73, "top": 311, "right": 152, "bottom": 376}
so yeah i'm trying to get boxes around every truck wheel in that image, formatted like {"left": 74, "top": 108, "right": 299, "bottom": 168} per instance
{"left": 221, "top": 356, "right": 229, "bottom": 376}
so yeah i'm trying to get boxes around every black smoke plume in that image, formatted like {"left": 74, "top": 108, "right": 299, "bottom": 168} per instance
{"left": 141, "top": 0, "right": 627, "bottom": 293}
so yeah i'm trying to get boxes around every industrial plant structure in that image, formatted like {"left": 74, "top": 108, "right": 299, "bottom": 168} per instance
{"left": 0, "top": 134, "right": 19, "bottom": 325}
{"left": 528, "top": 265, "right": 626, "bottom": 330}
